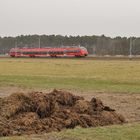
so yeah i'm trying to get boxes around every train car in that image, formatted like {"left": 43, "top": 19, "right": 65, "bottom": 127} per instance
{"left": 9, "top": 47, "right": 88, "bottom": 58}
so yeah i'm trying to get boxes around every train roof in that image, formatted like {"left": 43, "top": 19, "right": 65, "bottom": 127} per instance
{"left": 10, "top": 47, "right": 85, "bottom": 50}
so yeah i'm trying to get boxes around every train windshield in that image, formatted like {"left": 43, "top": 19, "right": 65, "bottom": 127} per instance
{"left": 10, "top": 48, "right": 20, "bottom": 53}
{"left": 80, "top": 47, "right": 87, "bottom": 51}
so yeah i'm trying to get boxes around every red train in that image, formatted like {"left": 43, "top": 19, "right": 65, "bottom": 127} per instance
{"left": 9, "top": 47, "right": 88, "bottom": 58}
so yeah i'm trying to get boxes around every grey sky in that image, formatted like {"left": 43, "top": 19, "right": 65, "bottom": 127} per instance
{"left": 0, "top": 0, "right": 139, "bottom": 37}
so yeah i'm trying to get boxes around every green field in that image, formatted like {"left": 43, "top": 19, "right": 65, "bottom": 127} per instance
{"left": 0, "top": 58, "right": 140, "bottom": 93}
{"left": 1, "top": 123, "right": 140, "bottom": 140}
{"left": 0, "top": 58, "right": 140, "bottom": 140}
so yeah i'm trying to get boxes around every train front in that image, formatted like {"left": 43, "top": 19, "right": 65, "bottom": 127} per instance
{"left": 80, "top": 47, "right": 88, "bottom": 57}
{"left": 9, "top": 48, "right": 21, "bottom": 57}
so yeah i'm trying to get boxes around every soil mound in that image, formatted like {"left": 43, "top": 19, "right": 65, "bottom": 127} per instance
{"left": 0, "top": 89, "right": 125, "bottom": 136}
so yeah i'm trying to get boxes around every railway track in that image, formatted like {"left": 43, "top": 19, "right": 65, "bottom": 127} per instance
{"left": 0, "top": 55, "right": 140, "bottom": 60}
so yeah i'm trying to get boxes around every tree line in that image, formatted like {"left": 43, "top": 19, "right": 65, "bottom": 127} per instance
{"left": 0, "top": 35, "right": 140, "bottom": 55}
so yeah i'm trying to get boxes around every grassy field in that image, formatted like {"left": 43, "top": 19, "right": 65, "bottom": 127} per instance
{"left": 1, "top": 123, "right": 140, "bottom": 140}
{"left": 0, "top": 58, "right": 140, "bottom": 140}
{"left": 0, "top": 58, "right": 140, "bottom": 93}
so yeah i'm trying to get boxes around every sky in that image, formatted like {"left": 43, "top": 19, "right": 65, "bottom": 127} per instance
{"left": 0, "top": 0, "right": 140, "bottom": 37}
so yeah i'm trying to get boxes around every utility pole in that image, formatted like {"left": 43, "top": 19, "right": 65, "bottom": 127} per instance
{"left": 61, "top": 42, "right": 63, "bottom": 48}
{"left": 39, "top": 37, "right": 41, "bottom": 48}
{"left": 15, "top": 41, "right": 17, "bottom": 49}
{"left": 78, "top": 44, "right": 80, "bottom": 48}
{"left": 129, "top": 37, "right": 132, "bottom": 59}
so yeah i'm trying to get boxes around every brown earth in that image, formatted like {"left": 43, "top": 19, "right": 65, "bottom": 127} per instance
{"left": 0, "top": 89, "right": 125, "bottom": 137}
{"left": 0, "top": 87, "right": 140, "bottom": 123}
{"left": 79, "top": 92, "right": 140, "bottom": 123}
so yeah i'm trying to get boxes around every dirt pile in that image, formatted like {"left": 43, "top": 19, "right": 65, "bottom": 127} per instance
{"left": 0, "top": 89, "right": 125, "bottom": 136}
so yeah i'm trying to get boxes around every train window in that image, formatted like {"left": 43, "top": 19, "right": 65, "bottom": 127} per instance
{"left": 35, "top": 52, "right": 39, "bottom": 54}
{"left": 56, "top": 51, "right": 61, "bottom": 54}
{"left": 76, "top": 50, "right": 80, "bottom": 52}
{"left": 23, "top": 52, "right": 35, "bottom": 54}
{"left": 41, "top": 52, "right": 48, "bottom": 54}
{"left": 58, "top": 51, "right": 63, "bottom": 54}
{"left": 22, "top": 52, "right": 27, "bottom": 54}
{"left": 66, "top": 50, "right": 75, "bottom": 53}
{"left": 49, "top": 51, "right": 64, "bottom": 54}
{"left": 65, "top": 50, "right": 71, "bottom": 53}
{"left": 67, "top": 50, "right": 80, "bottom": 53}
{"left": 64, "top": 50, "right": 67, "bottom": 53}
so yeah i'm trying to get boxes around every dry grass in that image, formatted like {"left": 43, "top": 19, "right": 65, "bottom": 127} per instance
{"left": 0, "top": 58, "right": 140, "bottom": 93}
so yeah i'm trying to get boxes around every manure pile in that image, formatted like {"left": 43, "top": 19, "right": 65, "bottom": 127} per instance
{"left": 0, "top": 89, "right": 125, "bottom": 136}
